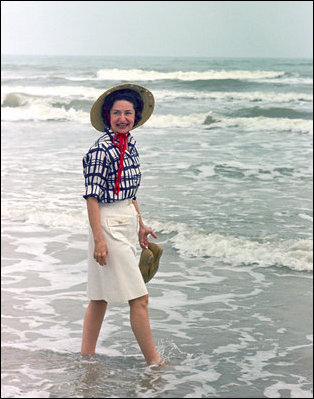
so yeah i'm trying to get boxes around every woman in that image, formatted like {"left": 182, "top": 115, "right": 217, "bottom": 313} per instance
{"left": 81, "top": 83, "right": 163, "bottom": 366}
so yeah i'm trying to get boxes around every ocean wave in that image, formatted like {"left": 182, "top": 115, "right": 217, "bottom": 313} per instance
{"left": 1, "top": 204, "right": 88, "bottom": 231}
{"left": 1, "top": 86, "right": 312, "bottom": 133}
{"left": 1, "top": 99, "right": 89, "bottom": 124}
{"left": 194, "top": 161, "right": 313, "bottom": 181}
{"left": 95, "top": 68, "right": 289, "bottom": 82}
{"left": 2, "top": 203, "right": 312, "bottom": 272}
{"left": 93, "top": 68, "right": 312, "bottom": 85}
{"left": 235, "top": 106, "right": 312, "bottom": 120}
{"left": 1, "top": 92, "right": 90, "bottom": 124}
{"left": 1, "top": 85, "right": 101, "bottom": 100}
{"left": 150, "top": 220, "right": 313, "bottom": 272}
{"left": 154, "top": 89, "right": 313, "bottom": 103}
{"left": 147, "top": 113, "right": 313, "bottom": 134}
{"left": 1, "top": 95, "right": 312, "bottom": 134}
{"left": 2, "top": 85, "right": 312, "bottom": 104}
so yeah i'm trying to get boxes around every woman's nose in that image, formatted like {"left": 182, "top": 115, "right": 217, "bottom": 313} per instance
{"left": 118, "top": 113, "right": 127, "bottom": 121}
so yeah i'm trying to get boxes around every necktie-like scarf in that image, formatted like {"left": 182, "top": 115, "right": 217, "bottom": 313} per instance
{"left": 112, "top": 132, "right": 128, "bottom": 195}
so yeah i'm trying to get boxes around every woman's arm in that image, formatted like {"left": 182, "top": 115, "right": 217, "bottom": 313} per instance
{"left": 86, "top": 197, "right": 108, "bottom": 266}
{"left": 132, "top": 200, "right": 157, "bottom": 248}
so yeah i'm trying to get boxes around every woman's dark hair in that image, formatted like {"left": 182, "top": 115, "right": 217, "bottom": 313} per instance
{"left": 101, "top": 89, "right": 144, "bottom": 128}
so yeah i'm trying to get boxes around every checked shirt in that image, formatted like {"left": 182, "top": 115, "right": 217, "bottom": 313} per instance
{"left": 83, "top": 129, "right": 141, "bottom": 203}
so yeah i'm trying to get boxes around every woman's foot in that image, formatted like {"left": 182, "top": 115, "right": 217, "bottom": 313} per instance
{"left": 147, "top": 357, "right": 164, "bottom": 367}
{"left": 147, "top": 357, "right": 173, "bottom": 369}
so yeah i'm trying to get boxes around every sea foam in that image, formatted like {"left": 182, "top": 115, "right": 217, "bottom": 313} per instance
{"left": 150, "top": 220, "right": 313, "bottom": 272}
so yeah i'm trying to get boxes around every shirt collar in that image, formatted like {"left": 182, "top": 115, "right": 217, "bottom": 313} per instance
{"left": 104, "top": 128, "right": 136, "bottom": 154}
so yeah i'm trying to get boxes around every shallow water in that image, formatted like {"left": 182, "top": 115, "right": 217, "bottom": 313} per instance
{"left": 1, "top": 55, "right": 313, "bottom": 397}
{"left": 2, "top": 219, "right": 313, "bottom": 398}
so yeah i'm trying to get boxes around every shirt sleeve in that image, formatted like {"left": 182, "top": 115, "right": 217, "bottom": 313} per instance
{"left": 82, "top": 145, "right": 108, "bottom": 201}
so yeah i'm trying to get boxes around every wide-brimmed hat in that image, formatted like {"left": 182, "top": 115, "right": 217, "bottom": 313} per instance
{"left": 138, "top": 242, "right": 163, "bottom": 283}
{"left": 90, "top": 83, "right": 155, "bottom": 132}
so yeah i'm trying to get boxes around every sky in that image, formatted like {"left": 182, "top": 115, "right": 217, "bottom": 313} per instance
{"left": 1, "top": 1, "right": 313, "bottom": 58}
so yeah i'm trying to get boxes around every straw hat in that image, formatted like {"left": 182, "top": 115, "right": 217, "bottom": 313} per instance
{"left": 139, "top": 242, "right": 163, "bottom": 283}
{"left": 90, "top": 83, "right": 155, "bottom": 132}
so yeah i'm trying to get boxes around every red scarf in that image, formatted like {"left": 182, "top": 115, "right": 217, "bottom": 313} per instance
{"left": 112, "top": 133, "right": 128, "bottom": 195}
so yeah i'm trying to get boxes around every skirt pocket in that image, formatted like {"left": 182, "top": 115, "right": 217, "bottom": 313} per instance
{"left": 105, "top": 216, "right": 137, "bottom": 244}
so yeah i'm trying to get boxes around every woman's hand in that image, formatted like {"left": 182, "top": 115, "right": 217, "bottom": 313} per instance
{"left": 87, "top": 197, "right": 108, "bottom": 266}
{"left": 132, "top": 199, "right": 157, "bottom": 248}
{"left": 94, "top": 238, "right": 108, "bottom": 266}
{"left": 139, "top": 224, "right": 157, "bottom": 249}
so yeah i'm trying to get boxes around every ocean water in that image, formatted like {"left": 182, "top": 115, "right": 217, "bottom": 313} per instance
{"left": 1, "top": 55, "right": 313, "bottom": 398}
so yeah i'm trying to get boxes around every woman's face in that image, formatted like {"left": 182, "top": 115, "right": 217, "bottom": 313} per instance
{"left": 110, "top": 100, "right": 135, "bottom": 134}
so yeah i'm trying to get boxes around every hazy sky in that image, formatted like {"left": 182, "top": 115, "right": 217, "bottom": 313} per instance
{"left": 1, "top": 1, "right": 313, "bottom": 58}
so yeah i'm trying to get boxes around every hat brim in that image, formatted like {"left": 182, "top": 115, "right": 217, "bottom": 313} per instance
{"left": 90, "top": 83, "right": 155, "bottom": 132}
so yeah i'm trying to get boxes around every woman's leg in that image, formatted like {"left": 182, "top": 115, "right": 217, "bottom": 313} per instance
{"left": 81, "top": 300, "right": 107, "bottom": 355}
{"left": 129, "top": 295, "right": 162, "bottom": 365}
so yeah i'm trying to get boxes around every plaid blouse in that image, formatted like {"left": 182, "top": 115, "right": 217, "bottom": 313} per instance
{"left": 83, "top": 129, "right": 141, "bottom": 203}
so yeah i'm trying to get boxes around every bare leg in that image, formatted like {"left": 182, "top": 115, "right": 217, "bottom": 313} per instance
{"left": 129, "top": 295, "right": 162, "bottom": 365}
{"left": 81, "top": 300, "right": 107, "bottom": 355}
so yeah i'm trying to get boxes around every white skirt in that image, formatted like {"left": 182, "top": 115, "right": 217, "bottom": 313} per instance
{"left": 87, "top": 199, "right": 148, "bottom": 303}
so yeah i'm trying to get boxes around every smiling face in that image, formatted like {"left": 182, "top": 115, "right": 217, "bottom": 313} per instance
{"left": 110, "top": 100, "right": 135, "bottom": 135}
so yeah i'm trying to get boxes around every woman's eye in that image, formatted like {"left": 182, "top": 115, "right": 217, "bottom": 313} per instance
{"left": 112, "top": 111, "right": 133, "bottom": 115}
